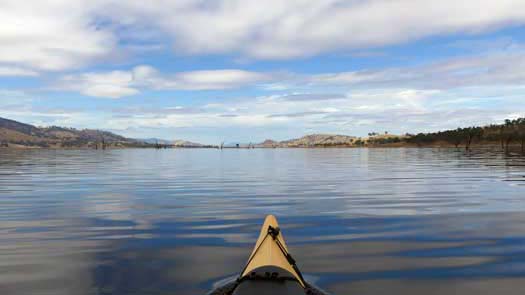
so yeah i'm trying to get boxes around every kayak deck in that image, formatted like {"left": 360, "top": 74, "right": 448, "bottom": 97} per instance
{"left": 207, "top": 215, "right": 329, "bottom": 295}
{"left": 239, "top": 215, "right": 305, "bottom": 287}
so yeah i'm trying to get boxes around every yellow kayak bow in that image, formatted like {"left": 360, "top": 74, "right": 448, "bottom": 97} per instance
{"left": 238, "top": 215, "right": 306, "bottom": 287}
{"left": 207, "top": 215, "right": 329, "bottom": 295}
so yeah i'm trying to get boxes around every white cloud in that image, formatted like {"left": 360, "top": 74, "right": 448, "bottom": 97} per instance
{"left": 59, "top": 71, "right": 138, "bottom": 99}
{"left": 104, "top": 88, "right": 439, "bottom": 129}
{"left": 3, "top": 0, "right": 525, "bottom": 141}
{"left": 57, "top": 66, "right": 272, "bottom": 98}
{"left": 0, "top": 66, "right": 38, "bottom": 77}
{"left": 133, "top": 66, "right": 271, "bottom": 90}
{"left": 0, "top": 1, "right": 115, "bottom": 71}
{"left": 2, "top": 0, "right": 525, "bottom": 71}
{"left": 38, "top": 43, "right": 525, "bottom": 101}
{"left": 0, "top": 89, "right": 91, "bottom": 128}
{"left": 94, "top": 85, "right": 525, "bottom": 143}
{"left": 0, "top": 89, "right": 34, "bottom": 114}
{"left": 172, "top": 69, "right": 269, "bottom": 90}
{"left": 308, "top": 50, "right": 525, "bottom": 90}
{"left": 102, "top": 0, "right": 525, "bottom": 59}
{"left": 4, "top": 86, "right": 522, "bottom": 143}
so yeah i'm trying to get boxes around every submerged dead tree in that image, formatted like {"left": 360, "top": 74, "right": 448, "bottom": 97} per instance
{"left": 97, "top": 134, "right": 106, "bottom": 150}
{"left": 518, "top": 122, "right": 525, "bottom": 155}
{"left": 465, "top": 127, "right": 483, "bottom": 151}
{"left": 505, "top": 134, "right": 514, "bottom": 153}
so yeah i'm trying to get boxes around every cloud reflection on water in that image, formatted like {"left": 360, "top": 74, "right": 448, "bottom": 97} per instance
{"left": 1, "top": 148, "right": 525, "bottom": 294}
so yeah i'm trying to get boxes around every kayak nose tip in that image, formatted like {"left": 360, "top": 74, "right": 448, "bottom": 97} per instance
{"left": 264, "top": 214, "right": 278, "bottom": 223}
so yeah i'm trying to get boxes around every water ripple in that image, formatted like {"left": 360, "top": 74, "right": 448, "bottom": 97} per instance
{"left": 1, "top": 148, "right": 525, "bottom": 294}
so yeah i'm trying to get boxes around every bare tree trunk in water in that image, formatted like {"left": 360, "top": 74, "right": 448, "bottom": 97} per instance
{"left": 506, "top": 137, "right": 512, "bottom": 154}
{"left": 466, "top": 136, "right": 473, "bottom": 151}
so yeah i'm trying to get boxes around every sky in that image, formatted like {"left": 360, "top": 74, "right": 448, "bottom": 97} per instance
{"left": 1, "top": 0, "right": 525, "bottom": 144}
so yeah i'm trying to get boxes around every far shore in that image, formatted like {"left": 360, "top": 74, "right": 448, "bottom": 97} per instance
{"left": 3, "top": 116, "right": 525, "bottom": 153}
{"left": 2, "top": 142, "right": 523, "bottom": 152}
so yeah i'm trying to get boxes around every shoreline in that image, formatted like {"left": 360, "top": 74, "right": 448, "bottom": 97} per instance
{"left": 1, "top": 143, "right": 523, "bottom": 151}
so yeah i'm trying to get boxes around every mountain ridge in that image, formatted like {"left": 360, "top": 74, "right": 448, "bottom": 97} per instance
{"left": 0, "top": 116, "right": 145, "bottom": 148}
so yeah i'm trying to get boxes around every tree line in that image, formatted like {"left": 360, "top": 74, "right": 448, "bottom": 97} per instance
{"left": 406, "top": 118, "right": 525, "bottom": 153}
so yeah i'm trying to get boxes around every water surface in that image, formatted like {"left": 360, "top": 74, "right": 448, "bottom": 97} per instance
{"left": 1, "top": 148, "right": 525, "bottom": 294}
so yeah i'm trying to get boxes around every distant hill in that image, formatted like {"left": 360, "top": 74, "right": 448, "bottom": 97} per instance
{"left": 257, "top": 134, "right": 358, "bottom": 147}
{"left": 258, "top": 139, "right": 279, "bottom": 148}
{"left": 172, "top": 140, "right": 206, "bottom": 147}
{"left": 0, "top": 116, "right": 147, "bottom": 148}
{"left": 255, "top": 117, "right": 525, "bottom": 151}
{"left": 138, "top": 138, "right": 208, "bottom": 147}
{"left": 139, "top": 138, "right": 175, "bottom": 145}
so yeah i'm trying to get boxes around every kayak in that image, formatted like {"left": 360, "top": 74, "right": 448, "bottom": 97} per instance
{"left": 208, "top": 215, "right": 328, "bottom": 295}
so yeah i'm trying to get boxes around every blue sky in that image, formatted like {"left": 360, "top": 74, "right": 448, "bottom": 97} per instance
{"left": 2, "top": 0, "right": 525, "bottom": 144}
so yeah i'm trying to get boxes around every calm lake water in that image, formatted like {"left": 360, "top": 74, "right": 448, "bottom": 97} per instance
{"left": 1, "top": 148, "right": 525, "bottom": 295}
